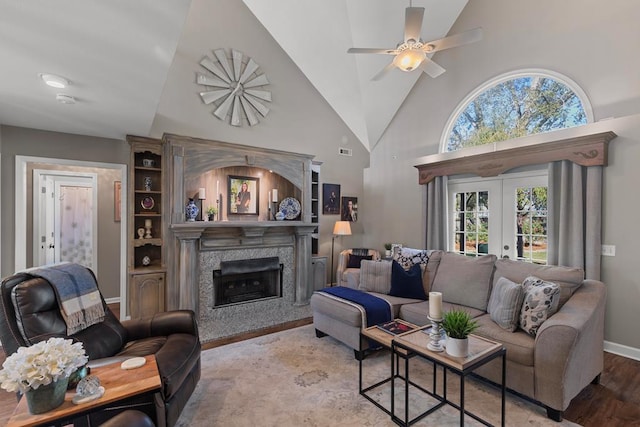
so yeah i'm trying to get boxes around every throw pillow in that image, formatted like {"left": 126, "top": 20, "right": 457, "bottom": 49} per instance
{"left": 393, "top": 247, "right": 430, "bottom": 270}
{"left": 346, "top": 254, "right": 373, "bottom": 269}
{"left": 487, "top": 277, "right": 525, "bottom": 332}
{"left": 430, "top": 252, "right": 497, "bottom": 311}
{"left": 388, "top": 261, "right": 427, "bottom": 300}
{"left": 358, "top": 260, "right": 392, "bottom": 294}
{"left": 519, "top": 276, "right": 561, "bottom": 336}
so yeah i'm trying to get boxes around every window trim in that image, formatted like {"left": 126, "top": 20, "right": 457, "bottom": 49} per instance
{"left": 439, "top": 68, "right": 595, "bottom": 154}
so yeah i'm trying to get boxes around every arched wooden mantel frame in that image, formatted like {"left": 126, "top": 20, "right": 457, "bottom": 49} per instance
{"left": 414, "top": 130, "right": 617, "bottom": 184}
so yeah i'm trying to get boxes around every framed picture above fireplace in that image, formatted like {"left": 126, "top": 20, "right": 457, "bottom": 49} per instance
{"left": 228, "top": 175, "right": 259, "bottom": 215}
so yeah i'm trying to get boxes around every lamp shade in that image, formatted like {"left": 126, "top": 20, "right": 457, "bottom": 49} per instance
{"left": 333, "top": 221, "right": 352, "bottom": 236}
{"left": 393, "top": 49, "right": 426, "bottom": 72}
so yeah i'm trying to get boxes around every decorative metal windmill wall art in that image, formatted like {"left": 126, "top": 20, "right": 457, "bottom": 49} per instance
{"left": 197, "top": 48, "right": 271, "bottom": 127}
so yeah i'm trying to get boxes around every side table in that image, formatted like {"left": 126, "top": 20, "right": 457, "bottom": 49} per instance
{"left": 359, "top": 319, "right": 431, "bottom": 417}
{"left": 392, "top": 330, "right": 506, "bottom": 426}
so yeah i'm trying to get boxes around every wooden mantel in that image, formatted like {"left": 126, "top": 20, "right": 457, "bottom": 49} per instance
{"left": 415, "top": 130, "right": 617, "bottom": 185}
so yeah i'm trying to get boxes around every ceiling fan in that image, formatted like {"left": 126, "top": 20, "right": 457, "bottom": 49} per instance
{"left": 347, "top": 4, "right": 483, "bottom": 81}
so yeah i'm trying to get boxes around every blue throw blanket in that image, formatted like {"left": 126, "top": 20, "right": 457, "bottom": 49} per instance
{"left": 24, "top": 262, "right": 105, "bottom": 335}
{"left": 319, "top": 286, "right": 391, "bottom": 327}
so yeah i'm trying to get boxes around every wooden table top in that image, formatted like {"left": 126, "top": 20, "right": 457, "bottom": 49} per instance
{"left": 394, "top": 330, "right": 504, "bottom": 371}
{"left": 7, "top": 355, "right": 161, "bottom": 427}
{"left": 362, "top": 319, "right": 427, "bottom": 355}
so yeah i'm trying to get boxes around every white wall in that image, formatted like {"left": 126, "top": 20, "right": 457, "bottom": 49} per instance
{"left": 365, "top": 0, "right": 640, "bottom": 352}
{"left": 150, "top": 0, "right": 372, "bottom": 273}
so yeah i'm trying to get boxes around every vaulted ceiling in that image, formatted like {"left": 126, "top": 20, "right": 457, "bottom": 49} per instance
{"left": 0, "top": 0, "right": 468, "bottom": 151}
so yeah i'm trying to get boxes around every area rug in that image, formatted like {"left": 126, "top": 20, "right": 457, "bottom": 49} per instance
{"left": 176, "top": 325, "right": 582, "bottom": 426}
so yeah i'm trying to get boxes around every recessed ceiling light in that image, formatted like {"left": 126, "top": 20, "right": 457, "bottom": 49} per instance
{"left": 56, "top": 94, "right": 76, "bottom": 104}
{"left": 40, "top": 73, "right": 69, "bottom": 89}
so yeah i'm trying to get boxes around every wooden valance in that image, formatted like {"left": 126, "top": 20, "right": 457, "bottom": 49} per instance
{"left": 415, "top": 130, "right": 617, "bottom": 185}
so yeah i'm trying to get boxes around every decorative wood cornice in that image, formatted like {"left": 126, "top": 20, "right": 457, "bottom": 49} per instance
{"left": 415, "top": 131, "right": 617, "bottom": 185}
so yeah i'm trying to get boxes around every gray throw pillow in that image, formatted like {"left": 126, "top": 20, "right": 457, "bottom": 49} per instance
{"left": 358, "top": 260, "right": 392, "bottom": 294}
{"left": 519, "top": 276, "right": 560, "bottom": 336}
{"left": 487, "top": 277, "right": 525, "bottom": 332}
{"left": 430, "top": 252, "right": 497, "bottom": 311}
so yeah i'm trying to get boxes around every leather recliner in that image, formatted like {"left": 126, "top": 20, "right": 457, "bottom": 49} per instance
{"left": 0, "top": 265, "right": 201, "bottom": 427}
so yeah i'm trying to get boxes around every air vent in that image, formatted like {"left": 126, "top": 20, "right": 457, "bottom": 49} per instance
{"left": 338, "top": 147, "right": 352, "bottom": 156}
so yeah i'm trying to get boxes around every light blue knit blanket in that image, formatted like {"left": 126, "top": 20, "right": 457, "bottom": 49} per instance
{"left": 24, "top": 262, "right": 105, "bottom": 335}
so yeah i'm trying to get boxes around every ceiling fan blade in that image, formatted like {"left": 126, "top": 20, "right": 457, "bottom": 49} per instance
{"left": 404, "top": 7, "right": 425, "bottom": 43}
{"left": 419, "top": 57, "right": 446, "bottom": 78}
{"left": 347, "top": 47, "right": 397, "bottom": 55}
{"left": 372, "top": 62, "right": 396, "bottom": 81}
{"left": 423, "top": 27, "right": 483, "bottom": 53}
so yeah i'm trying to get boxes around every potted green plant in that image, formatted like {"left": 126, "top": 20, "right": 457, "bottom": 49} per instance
{"left": 384, "top": 243, "right": 392, "bottom": 258}
{"left": 206, "top": 206, "right": 218, "bottom": 221}
{"left": 441, "top": 309, "right": 479, "bottom": 357}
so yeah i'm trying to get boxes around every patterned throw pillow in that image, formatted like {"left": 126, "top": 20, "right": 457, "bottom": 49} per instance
{"left": 393, "top": 248, "right": 430, "bottom": 270}
{"left": 519, "top": 276, "right": 561, "bottom": 336}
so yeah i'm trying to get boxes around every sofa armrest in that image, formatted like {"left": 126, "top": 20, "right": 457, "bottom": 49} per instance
{"left": 336, "top": 250, "right": 350, "bottom": 285}
{"left": 534, "top": 279, "right": 606, "bottom": 411}
{"left": 122, "top": 310, "right": 199, "bottom": 341}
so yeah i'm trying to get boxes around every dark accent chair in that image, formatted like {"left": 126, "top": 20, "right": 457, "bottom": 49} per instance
{"left": 0, "top": 265, "right": 201, "bottom": 427}
{"left": 100, "top": 410, "right": 155, "bottom": 427}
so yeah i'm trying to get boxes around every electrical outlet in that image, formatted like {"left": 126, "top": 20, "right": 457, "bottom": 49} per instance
{"left": 601, "top": 245, "right": 616, "bottom": 257}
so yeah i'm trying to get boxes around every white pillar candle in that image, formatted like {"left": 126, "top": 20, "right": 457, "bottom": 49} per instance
{"left": 198, "top": 187, "right": 206, "bottom": 199}
{"left": 272, "top": 189, "right": 278, "bottom": 202}
{"left": 429, "top": 292, "right": 443, "bottom": 319}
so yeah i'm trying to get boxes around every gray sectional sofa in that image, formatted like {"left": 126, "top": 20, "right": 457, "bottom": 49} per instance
{"left": 310, "top": 250, "right": 606, "bottom": 421}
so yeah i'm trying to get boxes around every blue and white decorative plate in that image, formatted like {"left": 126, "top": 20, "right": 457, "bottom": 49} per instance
{"left": 279, "top": 197, "right": 301, "bottom": 220}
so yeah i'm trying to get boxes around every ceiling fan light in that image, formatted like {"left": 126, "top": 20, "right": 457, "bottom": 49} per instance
{"left": 393, "top": 49, "right": 426, "bottom": 72}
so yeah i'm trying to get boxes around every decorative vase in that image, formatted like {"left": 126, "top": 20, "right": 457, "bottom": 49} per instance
{"left": 68, "top": 365, "right": 89, "bottom": 390}
{"left": 208, "top": 214, "right": 215, "bottom": 221}
{"left": 25, "top": 376, "right": 69, "bottom": 414}
{"left": 385, "top": 249, "right": 392, "bottom": 258}
{"left": 445, "top": 337, "right": 469, "bottom": 358}
{"left": 143, "top": 176, "right": 152, "bottom": 191}
{"left": 185, "top": 198, "right": 199, "bottom": 222}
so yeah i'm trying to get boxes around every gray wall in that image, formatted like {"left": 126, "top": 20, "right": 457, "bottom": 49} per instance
{"left": 365, "top": 0, "right": 640, "bottom": 352}
{"left": 150, "top": 0, "right": 371, "bottom": 273}
{"left": 0, "top": 126, "right": 128, "bottom": 298}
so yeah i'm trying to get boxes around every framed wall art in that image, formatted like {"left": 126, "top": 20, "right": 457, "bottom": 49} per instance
{"left": 322, "top": 183, "right": 340, "bottom": 215}
{"left": 341, "top": 196, "right": 357, "bottom": 222}
{"left": 228, "top": 175, "right": 259, "bottom": 215}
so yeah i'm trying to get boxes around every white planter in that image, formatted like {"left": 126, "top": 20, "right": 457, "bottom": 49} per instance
{"left": 445, "top": 337, "right": 469, "bottom": 357}
{"left": 385, "top": 250, "right": 392, "bottom": 258}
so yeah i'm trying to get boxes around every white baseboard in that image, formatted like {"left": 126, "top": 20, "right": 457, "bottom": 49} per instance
{"left": 105, "top": 297, "right": 120, "bottom": 305}
{"left": 604, "top": 340, "right": 640, "bottom": 361}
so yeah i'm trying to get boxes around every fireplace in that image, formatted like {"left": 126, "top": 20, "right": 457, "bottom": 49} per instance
{"left": 212, "top": 257, "right": 283, "bottom": 307}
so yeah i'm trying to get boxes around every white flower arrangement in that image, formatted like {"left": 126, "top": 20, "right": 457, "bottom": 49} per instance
{"left": 0, "top": 337, "right": 88, "bottom": 393}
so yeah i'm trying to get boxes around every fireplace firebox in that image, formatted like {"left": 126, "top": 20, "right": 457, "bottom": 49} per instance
{"left": 212, "top": 257, "right": 283, "bottom": 307}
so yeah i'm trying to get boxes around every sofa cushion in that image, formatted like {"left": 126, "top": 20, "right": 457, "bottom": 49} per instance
{"left": 487, "top": 277, "right": 525, "bottom": 332}
{"left": 341, "top": 269, "right": 361, "bottom": 288}
{"left": 389, "top": 262, "right": 427, "bottom": 300}
{"left": 310, "top": 292, "right": 364, "bottom": 328}
{"left": 519, "top": 276, "right": 561, "bottom": 336}
{"left": 474, "top": 314, "right": 535, "bottom": 366}
{"left": 347, "top": 254, "right": 373, "bottom": 268}
{"left": 430, "top": 253, "right": 497, "bottom": 311}
{"left": 493, "top": 258, "right": 583, "bottom": 308}
{"left": 424, "top": 250, "right": 443, "bottom": 290}
{"left": 368, "top": 292, "right": 423, "bottom": 319}
{"left": 358, "top": 260, "right": 392, "bottom": 293}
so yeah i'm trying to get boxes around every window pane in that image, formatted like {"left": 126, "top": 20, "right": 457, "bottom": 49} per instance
{"left": 447, "top": 76, "right": 587, "bottom": 152}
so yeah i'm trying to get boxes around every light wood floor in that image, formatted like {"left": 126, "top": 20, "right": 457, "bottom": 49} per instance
{"left": 0, "top": 304, "right": 638, "bottom": 426}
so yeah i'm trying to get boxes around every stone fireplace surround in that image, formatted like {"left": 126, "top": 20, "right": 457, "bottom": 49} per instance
{"left": 163, "top": 134, "right": 316, "bottom": 342}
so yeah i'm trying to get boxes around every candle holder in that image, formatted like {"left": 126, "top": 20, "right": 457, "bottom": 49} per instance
{"left": 427, "top": 316, "right": 445, "bottom": 352}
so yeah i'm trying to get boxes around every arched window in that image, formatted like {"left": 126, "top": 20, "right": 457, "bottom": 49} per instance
{"left": 441, "top": 70, "right": 593, "bottom": 153}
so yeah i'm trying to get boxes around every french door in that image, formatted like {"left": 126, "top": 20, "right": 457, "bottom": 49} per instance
{"left": 447, "top": 172, "right": 548, "bottom": 263}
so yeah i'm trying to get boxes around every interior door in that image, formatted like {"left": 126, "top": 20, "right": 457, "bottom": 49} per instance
{"left": 33, "top": 171, "right": 98, "bottom": 271}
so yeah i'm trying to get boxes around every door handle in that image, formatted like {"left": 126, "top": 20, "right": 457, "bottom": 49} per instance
{"left": 48, "top": 244, "right": 55, "bottom": 249}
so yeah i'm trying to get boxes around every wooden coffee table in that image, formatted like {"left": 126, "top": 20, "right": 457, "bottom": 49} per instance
{"left": 7, "top": 355, "right": 161, "bottom": 427}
